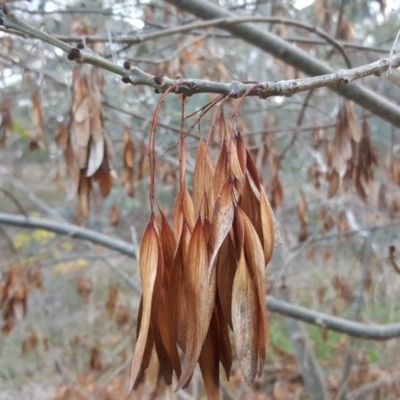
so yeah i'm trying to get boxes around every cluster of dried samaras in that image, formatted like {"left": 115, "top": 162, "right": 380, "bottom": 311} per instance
{"left": 130, "top": 102, "right": 280, "bottom": 399}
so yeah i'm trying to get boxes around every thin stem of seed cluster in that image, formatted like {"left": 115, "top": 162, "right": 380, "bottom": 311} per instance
{"left": 148, "top": 85, "right": 180, "bottom": 210}
{"left": 183, "top": 94, "right": 225, "bottom": 142}
{"left": 179, "top": 96, "right": 186, "bottom": 188}
{"left": 230, "top": 84, "right": 263, "bottom": 138}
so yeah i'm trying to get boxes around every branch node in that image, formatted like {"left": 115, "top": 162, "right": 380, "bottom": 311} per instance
{"left": 153, "top": 75, "right": 164, "bottom": 85}
{"left": 1, "top": 4, "right": 11, "bottom": 15}
{"left": 121, "top": 76, "right": 132, "bottom": 84}
{"left": 67, "top": 47, "right": 82, "bottom": 62}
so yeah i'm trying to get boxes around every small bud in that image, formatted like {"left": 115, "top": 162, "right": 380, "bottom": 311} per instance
{"left": 67, "top": 48, "right": 81, "bottom": 61}
{"left": 123, "top": 60, "right": 131, "bottom": 70}
{"left": 2, "top": 4, "right": 10, "bottom": 15}
{"left": 76, "top": 42, "right": 84, "bottom": 49}
{"left": 121, "top": 76, "right": 132, "bottom": 84}
{"left": 154, "top": 88, "right": 160, "bottom": 94}
{"left": 153, "top": 75, "right": 164, "bottom": 85}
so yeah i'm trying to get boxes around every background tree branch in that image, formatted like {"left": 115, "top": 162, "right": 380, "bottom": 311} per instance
{"left": 165, "top": 0, "right": 400, "bottom": 128}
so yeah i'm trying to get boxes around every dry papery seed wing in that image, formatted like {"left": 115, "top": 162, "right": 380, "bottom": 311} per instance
{"left": 70, "top": 68, "right": 91, "bottom": 169}
{"left": 66, "top": 66, "right": 116, "bottom": 218}
{"left": 139, "top": 140, "right": 148, "bottom": 180}
{"left": 244, "top": 149, "right": 278, "bottom": 258}
{"left": 172, "top": 181, "right": 195, "bottom": 240}
{"left": 109, "top": 202, "right": 120, "bottom": 226}
{"left": 148, "top": 223, "right": 178, "bottom": 386}
{"left": 209, "top": 178, "right": 235, "bottom": 269}
{"left": 232, "top": 244, "right": 260, "bottom": 385}
{"left": 198, "top": 309, "right": 221, "bottom": 400}
{"left": 217, "top": 234, "right": 237, "bottom": 329}
{"left": 213, "top": 140, "right": 229, "bottom": 198}
{"left": 29, "top": 91, "right": 45, "bottom": 151}
{"left": 121, "top": 128, "right": 136, "bottom": 197}
{"left": 176, "top": 216, "right": 216, "bottom": 391}
{"left": 192, "top": 139, "right": 215, "bottom": 219}
{"left": 240, "top": 207, "right": 269, "bottom": 375}
{"left": 0, "top": 100, "right": 12, "bottom": 146}
{"left": 129, "top": 215, "right": 160, "bottom": 392}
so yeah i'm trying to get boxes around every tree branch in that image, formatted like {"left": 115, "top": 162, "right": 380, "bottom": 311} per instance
{"left": 0, "top": 212, "right": 137, "bottom": 258}
{"left": 266, "top": 297, "right": 400, "bottom": 340}
{"left": 165, "top": 0, "right": 400, "bottom": 129}
{"left": 1, "top": 211, "right": 400, "bottom": 340}
{"left": 1, "top": 7, "right": 399, "bottom": 108}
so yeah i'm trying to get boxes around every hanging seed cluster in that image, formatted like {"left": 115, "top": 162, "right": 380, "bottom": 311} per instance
{"left": 130, "top": 90, "right": 280, "bottom": 399}
{"left": 61, "top": 66, "right": 116, "bottom": 219}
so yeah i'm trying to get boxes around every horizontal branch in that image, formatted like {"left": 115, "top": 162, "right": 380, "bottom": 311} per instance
{"left": 1, "top": 7, "right": 399, "bottom": 105}
{"left": 267, "top": 297, "right": 400, "bottom": 340}
{"left": 0, "top": 212, "right": 137, "bottom": 258}
{"left": 1, "top": 211, "right": 400, "bottom": 340}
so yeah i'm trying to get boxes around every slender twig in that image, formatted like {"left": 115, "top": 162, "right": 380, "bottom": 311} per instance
{"left": 279, "top": 89, "right": 314, "bottom": 160}
{"left": 347, "top": 371, "right": 400, "bottom": 399}
{"left": 0, "top": 26, "right": 393, "bottom": 54}
{"left": 289, "top": 220, "right": 400, "bottom": 251}
{"left": 0, "top": 187, "right": 28, "bottom": 216}
{"left": 335, "top": 0, "right": 347, "bottom": 39}
{"left": 0, "top": 14, "right": 351, "bottom": 66}
{"left": 388, "top": 29, "right": 400, "bottom": 75}
{"left": 0, "top": 8, "right": 399, "bottom": 101}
